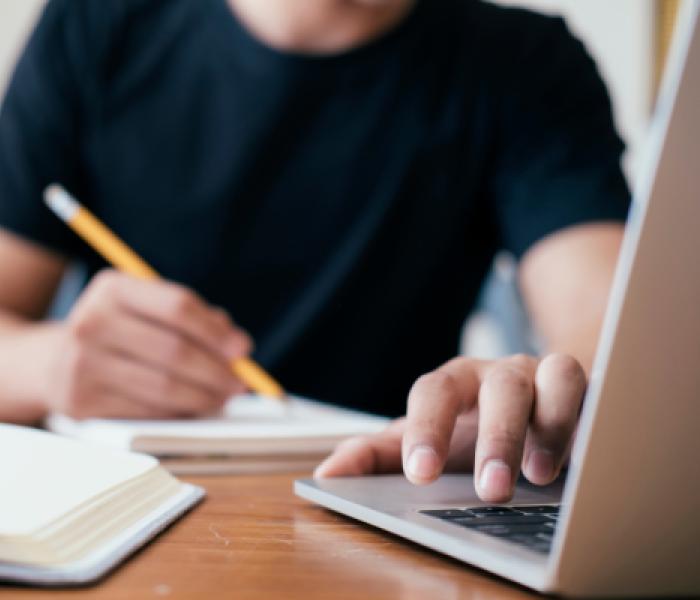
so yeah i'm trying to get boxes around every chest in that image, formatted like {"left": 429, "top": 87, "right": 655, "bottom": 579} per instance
{"left": 81, "top": 45, "right": 494, "bottom": 290}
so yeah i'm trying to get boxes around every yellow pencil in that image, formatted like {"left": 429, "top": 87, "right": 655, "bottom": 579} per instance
{"left": 44, "top": 184, "right": 285, "bottom": 400}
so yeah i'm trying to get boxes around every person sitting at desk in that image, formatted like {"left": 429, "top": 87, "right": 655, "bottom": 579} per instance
{"left": 0, "top": 0, "right": 628, "bottom": 503}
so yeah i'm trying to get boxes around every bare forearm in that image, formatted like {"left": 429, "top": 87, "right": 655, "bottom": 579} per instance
{"left": 538, "top": 301, "right": 608, "bottom": 376}
{"left": 0, "top": 313, "right": 59, "bottom": 423}
{"left": 520, "top": 222, "right": 624, "bottom": 375}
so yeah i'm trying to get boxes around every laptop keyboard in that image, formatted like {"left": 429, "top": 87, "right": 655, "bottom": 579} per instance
{"left": 419, "top": 505, "right": 560, "bottom": 554}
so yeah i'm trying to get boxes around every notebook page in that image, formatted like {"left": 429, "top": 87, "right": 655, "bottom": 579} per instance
{"left": 47, "top": 394, "right": 389, "bottom": 444}
{"left": 0, "top": 424, "right": 157, "bottom": 537}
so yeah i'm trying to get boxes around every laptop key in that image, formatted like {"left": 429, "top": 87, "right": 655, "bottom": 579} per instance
{"left": 527, "top": 541, "right": 552, "bottom": 553}
{"left": 511, "top": 505, "right": 560, "bottom": 515}
{"left": 453, "top": 515, "right": 551, "bottom": 527}
{"left": 510, "top": 533, "right": 545, "bottom": 544}
{"left": 466, "top": 523, "right": 552, "bottom": 536}
{"left": 467, "top": 506, "right": 518, "bottom": 516}
{"left": 419, "top": 506, "right": 557, "bottom": 554}
{"left": 510, "top": 533, "right": 553, "bottom": 549}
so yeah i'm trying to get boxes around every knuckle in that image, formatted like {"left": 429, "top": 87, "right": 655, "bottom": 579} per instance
{"left": 508, "top": 353, "right": 536, "bottom": 371}
{"left": 152, "top": 371, "right": 176, "bottom": 398}
{"left": 484, "top": 366, "right": 532, "bottom": 395}
{"left": 411, "top": 370, "right": 458, "bottom": 401}
{"left": 212, "top": 307, "right": 234, "bottom": 328}
{"left": 160, "top": 335, "right": 191, "bottom": 365}
{"left": 90, "top": 269, "right": 121, "bottom": 296}
{"left": 166, "top": 286, "right": 198, "bottom": 319}
{"left": 540, "top": 353, "right": 585, "bottom": 385}
{"left": 481, "top": 425, "right": 523, "bottom": 450}
{"left": 68, "top": 311, "right": 101, "bottom": 341}
{"left": 443, "top": 356, "right": 468, "bottom": 370}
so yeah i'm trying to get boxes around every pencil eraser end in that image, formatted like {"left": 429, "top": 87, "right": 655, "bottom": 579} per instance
{"left": 44, "top": 184, "right": 78, "bottom": 221}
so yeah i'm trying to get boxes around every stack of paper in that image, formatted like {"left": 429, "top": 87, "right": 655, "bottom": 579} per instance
{"left": 47, "top": 395, "right": 389, "bottom": 474}
{"left": 0, "top": 424, "right": 203, "bottom": 585}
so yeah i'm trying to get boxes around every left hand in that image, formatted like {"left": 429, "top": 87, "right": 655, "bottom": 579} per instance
{"left": 315, "top": 353, "right": 586, "bottom": 503}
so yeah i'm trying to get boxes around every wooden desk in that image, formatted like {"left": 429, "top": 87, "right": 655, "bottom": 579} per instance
{"left": 3, "top": 474, "right": 539, "bottom": 599}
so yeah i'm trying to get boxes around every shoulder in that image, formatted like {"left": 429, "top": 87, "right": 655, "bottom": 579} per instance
{"left": 430, "top": 1, "right": 590, "bottom": 76}
{"left": 468, "top": 1, "right": 568, "bottom": 36}
{"left": 34, "top": 0, "right": 203, "bottom": 69}
{"left": 443, "top": 0, "right": 575, "bottom": 47}
{"left": 451, "top": 2, "right": 608, "bottom": 118}
{"left": 40, "top": 0, "right": 196, "bottom": 31}
{"left": 29, "top": 0, "right": 209, "bottom": 103}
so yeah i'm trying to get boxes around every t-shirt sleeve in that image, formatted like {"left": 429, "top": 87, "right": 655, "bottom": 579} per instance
{"left": 0, "top": 0, "right": 94, "bottom": 257}
{"left": 490, "top": 13, "right": 631, "bottom": 259}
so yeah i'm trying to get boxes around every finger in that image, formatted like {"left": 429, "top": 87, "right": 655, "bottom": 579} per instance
{"left": 402, "top": 358, "right": 482, "bottom": 485}
{"left": 93, "top": 349, "right": 239, "bottom": 416}
{"left": 443, "top": 412, "right": 479, "bottom": 472}
{"left": 475, "top": 355, "right": 538, "bottom": 502}
{"left": 75, "top": 309, "right": 241, "bottom": 397}
{"left": 314, "top": 429, "right": 404, "bottom": 478}
{"left": 522, "top": 353, "right": 586, "bottom": 485}
{"left": 88, "top": 270, "right": 252, "bottom": 359}
{"left": 212, "top": 306, "right": 254, "bottom": 355}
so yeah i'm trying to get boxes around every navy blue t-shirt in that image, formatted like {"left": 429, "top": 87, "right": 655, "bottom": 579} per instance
{"left": 0, "top": 0, "right": 629, "bottom": 415}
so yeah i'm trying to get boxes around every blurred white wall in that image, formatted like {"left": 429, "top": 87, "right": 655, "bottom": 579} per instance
{"left": 0, "top": 1, "right": 45, "bottom": 97}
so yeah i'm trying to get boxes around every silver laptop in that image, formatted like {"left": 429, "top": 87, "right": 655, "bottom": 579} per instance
{"left": 295, "top": 2, "right": 700, "bottom": 596}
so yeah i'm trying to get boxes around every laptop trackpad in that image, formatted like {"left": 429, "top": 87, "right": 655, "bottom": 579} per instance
{"left": 303, "top": 474, "right": 564, "bottom": 511}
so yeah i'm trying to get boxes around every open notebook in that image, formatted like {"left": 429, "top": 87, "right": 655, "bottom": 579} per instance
{"left": 46, "top": 394, "right": 389, "bottom": 474}
{"left": 0, "top": 424, "right": 203, "bottom": 586}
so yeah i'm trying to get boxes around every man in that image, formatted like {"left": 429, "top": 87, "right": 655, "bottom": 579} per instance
{"left": 0, "top": 0, "right": 628, "bottom": 502}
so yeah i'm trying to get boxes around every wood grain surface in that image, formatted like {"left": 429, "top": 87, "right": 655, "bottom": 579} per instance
{"left": 1, "top": 474, "right": 539, "bottom": 599}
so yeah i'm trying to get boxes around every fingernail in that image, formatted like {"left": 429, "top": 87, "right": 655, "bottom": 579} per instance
{"left": 406, "top": 445, "right": 440, "bottom": 483}
{"left": 478, "top": 459, "right": 512, "bottom": 499}
{"left": 526, "top": 449, "right": 555, "bottom": 483}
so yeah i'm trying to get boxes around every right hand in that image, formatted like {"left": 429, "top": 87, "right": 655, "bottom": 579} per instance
{"left": 42, "top": 269, "right": 251, "bottom": 419}
{"left": 315, "top": 353, "right": 586, "bottom": 502}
